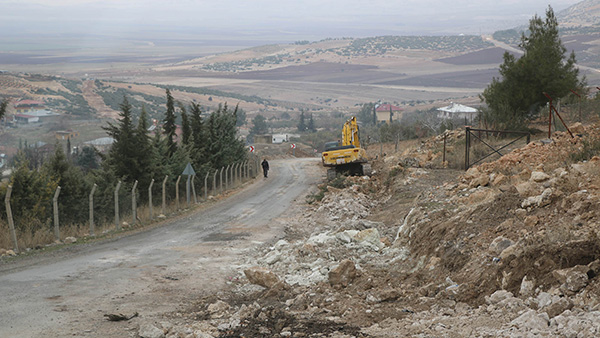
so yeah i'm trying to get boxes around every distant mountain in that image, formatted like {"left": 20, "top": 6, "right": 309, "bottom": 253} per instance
{"left": 557, "top": 0, "right": 600, "bottom": 27}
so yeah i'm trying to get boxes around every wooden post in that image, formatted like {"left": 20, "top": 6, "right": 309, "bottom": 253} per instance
{"left": 131, "top": 180, "right": 138, "bottom": 225}
{"left": 4, "top": 186, "right": 19, "bottom": 253}
{"left": 115, "top": 180, "right": 122, "bottom": 230}
{"left": 161, "top": 175, "right": 168, "bottom": 216}
{"left": 53, "top": 186, "right": 61, "bottom": 241}
{"left": 89, "top": 184, "right": 97, "bottom": 236}
{"left": 148, "top": 179, "right": 154, "bottom": 220}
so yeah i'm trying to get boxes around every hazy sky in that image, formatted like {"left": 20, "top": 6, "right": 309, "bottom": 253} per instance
{"left": 0, "top": 0, "right": 583, "bottom": 42}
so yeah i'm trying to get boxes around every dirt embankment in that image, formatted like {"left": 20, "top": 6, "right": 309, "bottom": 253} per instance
{"left": 70, "top": 122, "right": 600, "bottom": 337}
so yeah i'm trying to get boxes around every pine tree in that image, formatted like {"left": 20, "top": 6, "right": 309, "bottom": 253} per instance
{"left": 179, "top": 103, "right": 192, "bottom": 146}
{"left": 163, "top": 89, "right": 177, "bottom": 157}
{"left": 480, "top": 6, "right": 585, "bottom": 128}
{"left": 297, "top": 109, "right": 307, "bottom": 132}
{"left": 0, "top": 99, "right": 7, "bottom": 120}
{"left": 308, "top": 113, "right": 316, "bottom": 132}
{"left": 103, "top": 96, "right": 138, "bottom": 181}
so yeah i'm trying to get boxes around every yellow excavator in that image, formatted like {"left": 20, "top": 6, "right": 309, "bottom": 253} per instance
{"left": 321, "top": 116, "right": 371, "bottom": 180}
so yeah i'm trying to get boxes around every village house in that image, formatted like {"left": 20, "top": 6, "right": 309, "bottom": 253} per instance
{"left": 375, "top": 103, "right": 402, "bottom": 123}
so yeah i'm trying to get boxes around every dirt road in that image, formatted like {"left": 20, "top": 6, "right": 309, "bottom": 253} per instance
{"left": 0, "top": 158, "right": 322, "bottom": 337}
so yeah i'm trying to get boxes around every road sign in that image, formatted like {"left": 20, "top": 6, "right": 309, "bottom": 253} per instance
{"left": 182, "top": 162, "right": 196, "bottom": 176}
{"left": 291, "top": 144, "right": 296, "bottom": 149}
{"left": 249, "top": 146, "right": 255, "bottom": 152}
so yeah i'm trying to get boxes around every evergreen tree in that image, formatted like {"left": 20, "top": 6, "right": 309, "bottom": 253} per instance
{"left": 480, "top": 6, "right": 585, "bottom": 128}
{"left": 358, "top": 103, "right": 375, "bottom": 125}
{"left": 0, "top": 99, "right": 7, "bottom": 120}
{"left": 134, "top": 107, "right": 155, "bottom": 198}
{"left": 163, "top": 89, "right": 177, "bottom": 157}
{"left": 250, "top": 114, "right": 269, "bottom": 135}
{"left": 189, "top": 102, "right": 208, "bottom": 172}
{"left": 297, "top": 109, "right": 307, "bottom": 132}
{"left": 308, "top": 113, "right": 316, "bottom": 132}
{"left": 103, "top": 96, "right": 138, "bottom": 182}
{"left": 43, "top": 144, "right": 89, "bottom": 224}
{"left": 76, "top": 146, "right": 99, "bottom": 173}
{"left": 179, "top": 103, "right": 192, "bottom": 146}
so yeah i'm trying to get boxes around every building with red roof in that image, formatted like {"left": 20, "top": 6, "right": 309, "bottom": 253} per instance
{"left": 375, "top": 103, "right": 402, "bottom": 123}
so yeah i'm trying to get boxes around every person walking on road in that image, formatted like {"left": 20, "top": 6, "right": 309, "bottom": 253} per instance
{"left": 261, "top": 159, "right": 269, "bottom": 178}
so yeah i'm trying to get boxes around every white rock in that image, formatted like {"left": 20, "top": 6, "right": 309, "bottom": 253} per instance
{"left": 485, "top": 290, "right": 513, "bottom": 305}
{"left": 530, "top": 171, "right": 551, "bottom": 182}
{"left": 519, "top": 275, "right": 535, "bottom": 297}
{"left": 139, "top": 323, "right": 165, "bottom": 338}
{"left": 510, "top": 309, "right": 549, "bottom": 331}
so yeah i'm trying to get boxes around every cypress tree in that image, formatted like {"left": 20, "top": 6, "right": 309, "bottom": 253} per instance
{"left": 163, "top": 89, "right": 177, "bottom": 157}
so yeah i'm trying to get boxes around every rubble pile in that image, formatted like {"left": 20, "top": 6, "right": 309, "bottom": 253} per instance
{"left": 153, "top": 123, "right": 600, "bottom": 337}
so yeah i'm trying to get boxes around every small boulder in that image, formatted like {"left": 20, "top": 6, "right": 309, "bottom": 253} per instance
{"left": 329, "top": 259, "right": 356, "bottom": 287}
{"left": 552, "top": 265, "right": 590, "bottom": 294}
{"left": 530, "top": 171, "right": 551, "bottom": 183}
{"left": 138, "top": 323, "right": 165, "bottom": 338}
{"left": 489, "top": 236, "right": 514, "bottom": 255}
{"left": 244, "top": 266, "right": 281, "bottom": 289}
{"left": 64, "top": 237, "right": 77, "bottom": 244}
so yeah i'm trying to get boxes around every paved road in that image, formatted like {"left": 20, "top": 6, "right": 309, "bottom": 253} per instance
{"left": 0, "top": 158, "right": 321, "bottom": 337}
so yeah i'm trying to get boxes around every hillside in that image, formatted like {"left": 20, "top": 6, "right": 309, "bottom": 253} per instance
{"left": 128, "top": 120, "right": 600, "bottom": 337}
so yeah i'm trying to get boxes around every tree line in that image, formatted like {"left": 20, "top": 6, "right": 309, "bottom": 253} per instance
{"left": 0, "top": 89, "right": 247, "bottom": 233}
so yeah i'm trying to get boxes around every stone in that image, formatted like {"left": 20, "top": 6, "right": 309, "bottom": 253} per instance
{"left": 329, "top": 259, "right": 356, "bottom": 287}
{"left": 542, "top": 297, "right": 573, "bottom": 318}
{"left": 264, "top": 250, "right": 281, "bottom": 265}
{"left": 552, "top": 265, "right": 590, "bottom": 294}
{"left": 519, "top": 275, "right": 535, "bottom": 297}
{"left": 530, "top": 171, "right": 551, "bottom": 182}
{"left": 524, "top": 215, "right": 539, "bottom": 227}
{"left": 244, "top": 266, "right": 281, "bottom": 289}
{"left": 510, "top": 309, "right": 549, "bottom": 331}
{"left": 207, "top": 300, "right": 230, "bottom": 318}
{"left": 485, "top": 290, "right": 513, "bottom": 305}
{"left": 64, "top": 236, "right": 77, "bottom": 244}
{"left": 138, "top": 323, "right": 165, "bottom": 338}
{"left": 489, "top": 236, "right": 514, "bottom": 255}
{"left": 353, "top": 228, "right": 384, "bottom": 250}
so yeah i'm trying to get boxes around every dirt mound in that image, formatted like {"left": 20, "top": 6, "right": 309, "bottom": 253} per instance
{"left": 145, "top": 122, "right": 600, "bottom": 337}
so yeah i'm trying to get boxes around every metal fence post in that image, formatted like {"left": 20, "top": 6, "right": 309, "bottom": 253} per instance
{"left": 4, "top": 185, "right": 18, "bottom": 253}
{"left": 148, "top": 179, "right": 154, "bottom": 220}
{"left": 219, "top": 167, "right": 224, "bottom": 194}
{"left": 465, "top": 127, "right": 471, "bottom": 171}
{"left": 191, "top": 175, "right": 197, "bottom": 204}
{"left": 186, "top": 174, "right": 191, "bottom": 207}
{"left": 175, "top": 175, "right": 181, "bottom": 210}
{"left": 115, "top": 180, "right": 122, "bottom": 230}
{"left": 212, "top": 169, "right": 217, "bottom": 196}
{"left": 162, "top": 175, "right": 168, "bottom": 216}
{"left": 204, "top": 171, "right": 210, "bottom": 200}
{"left": 131, "top": 180, "right": 138, "bottom": 225}
{"left": 53, "top": 186, "right": 61, "bottom": 241}
{"left": 89, "top": 184, "right": 97, "bottom": 236}
{"left": 225, "top": 164, "right": 231, "bottom": 191}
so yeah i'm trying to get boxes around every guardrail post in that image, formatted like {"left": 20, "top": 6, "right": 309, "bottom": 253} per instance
{"left": 53, "top": 186, "right": 61, "bottom": 241}
{"left": 89, "top": 184, "right": 97, "bottom": 236}
{"left": 175, "top": 175, "right": 181, "bottom": 210}
{"left": 131, "top": 180, "right": 138, "bottom": 225}
{"left": 4, "top": 185, "right": 18, "bottom": 253}
{"left": 161, "top": 175, "right": 168, "bottom": 216}
{"left": 115, "top": 180, "right": 122, "bottom": 230}
{"left": 148, "top": 179, "right": 154, "bottom": 220}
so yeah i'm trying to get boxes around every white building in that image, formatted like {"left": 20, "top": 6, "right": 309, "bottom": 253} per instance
{"left": 437, "top": 102, "right": 478, "bottom": 123}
